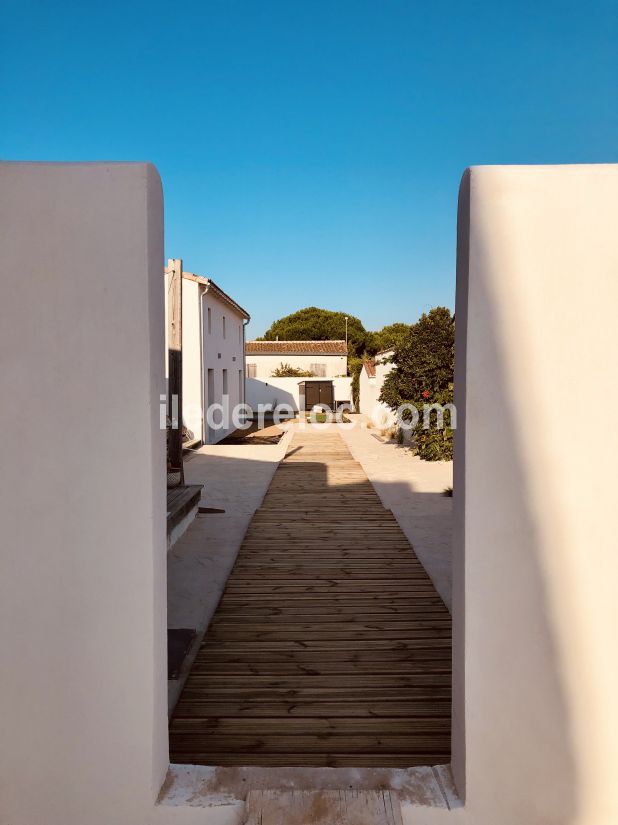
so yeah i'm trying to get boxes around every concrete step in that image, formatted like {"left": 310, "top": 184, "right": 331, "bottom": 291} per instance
{"left": 243, "top": 789, "right": 403, "bottom": 825}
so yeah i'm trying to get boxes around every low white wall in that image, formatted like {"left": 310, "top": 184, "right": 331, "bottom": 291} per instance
{"left": 246, "top": 376, "right": 353, "bottom": 412}
{"left": 453, "top": 164, "right": 618, "bottom": 825}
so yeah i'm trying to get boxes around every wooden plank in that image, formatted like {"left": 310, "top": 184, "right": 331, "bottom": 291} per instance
{"left": 173, "top": 701, "right": 452, "bottom": 718}
{"left": 169, "top": 733, "right": 452, "bottom": 753}
{"left": 170, "top": 718, "right": 451, "bottom": 734}
{"left": 171, "top": 754, "right": 448, "bottom": 767}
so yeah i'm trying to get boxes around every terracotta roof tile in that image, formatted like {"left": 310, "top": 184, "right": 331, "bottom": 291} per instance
{"left": 363, "top": 360, "right": 376, "bottom": 377}
{"left": 245, "top": 340, "right": 348, "bottom": 355}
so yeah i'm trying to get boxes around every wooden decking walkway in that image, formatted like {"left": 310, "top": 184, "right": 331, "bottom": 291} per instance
{"left": 169, "top": 428, "right": 451, "bottom": 767}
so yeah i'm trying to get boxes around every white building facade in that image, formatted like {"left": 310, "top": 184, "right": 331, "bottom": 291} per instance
{"left": 359, "top": 348, "right": 397, "bottom": 425}
{"left": 245, "top": 339, "right": 347, "bottom": 378}
{"left": 180, "top": 271, "right": 250, "bottom": 445}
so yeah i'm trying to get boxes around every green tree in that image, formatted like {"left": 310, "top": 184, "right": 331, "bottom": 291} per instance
{"left": 370, "top": 322, "right": 413, "bottom": 354}
{"left": 380, "top": 307, "right": 455, "bottom": 461}
{"left": 259, "top": 307, "right": 368, "bottom": 357}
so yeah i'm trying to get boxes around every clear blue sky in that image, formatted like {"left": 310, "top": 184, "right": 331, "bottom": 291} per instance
{"left": 2, "top": 1, "right": 616, "bottom": 336}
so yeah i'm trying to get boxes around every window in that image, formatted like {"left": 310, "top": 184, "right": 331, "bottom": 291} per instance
{"left": 207, "top": 306, "right": 212, "bottom": 334}
{"left": 238, "top": 370, "right": 243, "bottom": 403}
{"left": 310, "top": 363, "right": 327, "bottom": 377}
{"left": 247, "top": 363, "right": 257, "bottom": 378}
{"left": 238, "top": 324, "right": 241, "bottom": 344}
{"left": 222, "top": 316, "right": 226, "bottom": 339}
{"left": 222, "top": 369, "right": 228, "bottom": 396}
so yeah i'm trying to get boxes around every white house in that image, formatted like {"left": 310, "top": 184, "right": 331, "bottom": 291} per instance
{"left": 359, "top": 348, "right": 397, "bottom": 425}
{"left": 245, "top": 339, "right": 347, "bottom": 378}
{"left": 179, "top": 270, "right": 250, "bottom": 445}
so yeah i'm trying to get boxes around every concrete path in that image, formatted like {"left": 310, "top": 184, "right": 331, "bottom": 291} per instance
{"left": 339, "top": 419, "right": 453, "bottom": 610}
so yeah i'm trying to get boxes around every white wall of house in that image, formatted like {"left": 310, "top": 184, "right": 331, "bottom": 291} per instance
{"left": 180, "top": 277, "right": 203, "bottom": 439}
{"left": 359, "top": 350, "right": 396, "bottom": 425}
{"left": 199, "top": 286, "right": 246, "bottom": 444}
{"left": 180, "top": 276, "right": 247, "bottom": 445}
{"left": 246, "top": 376, "right": 353, "bottom": 412}
{"left": 246, "top": 352, "right": 347, "bottom": 378}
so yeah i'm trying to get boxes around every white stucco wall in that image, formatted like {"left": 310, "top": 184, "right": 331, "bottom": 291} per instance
{"left": 452, "top": 165, "right": 618, "bottom": 825}
{"left": 359, "top": 351, "right": 396, "bottom": 424}
{"left": 245, "top": 351, "right": 347, "bottom": 378}
{"left": 246, "top": 376, "right": 353, "bottom": 412}
{"left": 180, "top": 277, "right": 203, "bottom": 440}
{"left": 180, "top": 278, "right": 246, "bottom": 444}
{"left": 202, "top": 289, "right": 246, "bottom": 444}
{"left": 0, "top": 162, "right": 173, "bottom": 825}
{"left": 375, "top": 349, "right": 395, "bottom": 383}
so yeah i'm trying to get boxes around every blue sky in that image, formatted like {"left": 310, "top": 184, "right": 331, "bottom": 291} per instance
{"left": 2, "top": 1, "right": 616, "bottom": 336}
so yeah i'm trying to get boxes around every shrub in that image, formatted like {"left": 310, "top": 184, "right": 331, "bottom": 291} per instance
{"left": 271, "top": 362, "right": 314, "bottom": 377}
{"left": 380, "top": 307, "right": 454, "bottom": 461}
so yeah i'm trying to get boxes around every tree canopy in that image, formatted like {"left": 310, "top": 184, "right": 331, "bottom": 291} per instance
{"left": 259, "top": 307, "right": 368, "bottom": 356}
{"left": 367, "top": 322, "right": 414, "bottom": 354}
{"left": 258, "top": 307, "right": 419, "bottom": 360}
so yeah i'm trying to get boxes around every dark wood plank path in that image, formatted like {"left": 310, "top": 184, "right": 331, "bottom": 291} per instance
{"left": 169, "top": 428, "right": 451, "bottom": 767}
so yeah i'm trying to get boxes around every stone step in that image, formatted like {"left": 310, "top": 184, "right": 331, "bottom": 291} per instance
{"left": 243, "top": 789, "right": 403, "bottom": 825}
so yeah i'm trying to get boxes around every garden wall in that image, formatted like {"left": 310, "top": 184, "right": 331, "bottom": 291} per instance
{"left": 246, "top": 376, "right": 353, "bottom": 412}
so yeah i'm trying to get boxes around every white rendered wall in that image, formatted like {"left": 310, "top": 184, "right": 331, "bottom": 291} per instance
{"left": 0, "top": 162, "right": 173, "bottom": 824}
{"left": 245, "top": 352, "right": 347, "bottom": 378}
{"left": 201, "top": 290, "right": 246, "bottom": 444}
{"left": 375, "top": 350, "right": 395, "bottom": 384}
{"left": 246, "top": 376, "right": 353, "bottom": 412}
{"left": 359, "top": 353, "right": 396, "bottom": 424}
{"left": 359, "top": 366, "right": 378, "bottom": 414}
{"left": 453, "top": 165, "right": 618, "bottom": 825}
{"left": 180, "top": 277, "right": 203, "bottom": 440}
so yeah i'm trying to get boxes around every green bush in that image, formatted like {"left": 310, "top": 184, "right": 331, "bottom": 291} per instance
{"left": 380, "top": 307, "right": 454, "bottom": 461}
{"left": 271, "top": 362, "right": 314, "bottom": 377}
